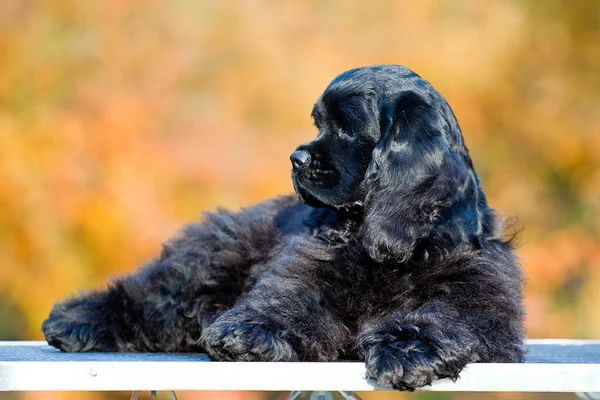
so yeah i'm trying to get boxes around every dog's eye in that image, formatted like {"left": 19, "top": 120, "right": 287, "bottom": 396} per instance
{"left": 338, "top": 128, "right": 353, "bottom": 139}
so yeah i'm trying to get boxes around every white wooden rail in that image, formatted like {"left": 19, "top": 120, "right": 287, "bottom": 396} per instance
{"left": 0, "top": 340, "right": 599, "bottom": 393}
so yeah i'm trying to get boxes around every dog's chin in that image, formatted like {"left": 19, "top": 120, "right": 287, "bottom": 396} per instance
{"left": 292, "top": 175, "right": 363, "bottom": 212}
{"left": 292, "top": 177, "right": 328, "bottom": 209}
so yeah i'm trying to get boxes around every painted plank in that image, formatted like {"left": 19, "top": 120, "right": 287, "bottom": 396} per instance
{"left": 0, "top": 340, "right": 599, "bottom": 392}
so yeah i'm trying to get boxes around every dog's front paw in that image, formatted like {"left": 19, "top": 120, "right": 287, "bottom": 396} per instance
{"left": 200, "top": 310, "right": 298, "bottom": 361}
{"left": 42, "top": 295, "right": 114, "bottom": 352}
{"left": 362, "top": 341, "right": 440, "bottom": 390}
{"left": 359, "top": 326, "right": 469, "bottom": 391}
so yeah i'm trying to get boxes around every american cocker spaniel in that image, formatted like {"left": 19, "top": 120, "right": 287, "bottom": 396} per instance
{"left": 43, "top": 64, "right": 525, "bottom": 390}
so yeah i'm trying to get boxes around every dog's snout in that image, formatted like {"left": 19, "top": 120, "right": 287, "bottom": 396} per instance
{"left": 290, "top": 150, "right": 311, "bottom": 170}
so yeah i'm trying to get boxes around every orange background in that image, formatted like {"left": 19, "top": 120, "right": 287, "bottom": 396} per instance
{"left": 1, "top": 1, "right": 599, "bottom": 399}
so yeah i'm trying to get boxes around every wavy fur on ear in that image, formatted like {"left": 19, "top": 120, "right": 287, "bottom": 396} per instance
{"left": 361, "top": 90, "right": 491, "bottom": 263}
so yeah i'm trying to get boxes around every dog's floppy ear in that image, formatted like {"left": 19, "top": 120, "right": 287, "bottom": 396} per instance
{"left": 361, "top": 90, "right": 489, "bottom": 263}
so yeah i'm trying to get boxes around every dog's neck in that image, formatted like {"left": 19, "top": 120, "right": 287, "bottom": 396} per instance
{"left": 304, "top": 207, "right": 361, "bottom": 245}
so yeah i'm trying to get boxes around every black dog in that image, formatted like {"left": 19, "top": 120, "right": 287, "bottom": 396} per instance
{"left": 43, "top": 65, "right": 524, "bottom": 390}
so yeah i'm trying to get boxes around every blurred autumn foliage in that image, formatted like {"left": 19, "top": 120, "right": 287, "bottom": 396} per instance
{"left": 1, "top": 0, "right": 599, "bottom": 399}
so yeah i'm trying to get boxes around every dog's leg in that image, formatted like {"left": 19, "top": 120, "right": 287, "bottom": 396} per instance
{"left": 356, "top": 301, "right": 524, "bottom": 391}
{"left": 42, "top": 196, "right": 300, "bottom": 352}
{"left": 199, "top": 262, "right": 352, "bottom": 362}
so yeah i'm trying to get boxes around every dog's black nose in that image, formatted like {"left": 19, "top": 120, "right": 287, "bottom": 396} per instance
{"left": 290, "top": 150, "right": 311, "bottom": 170}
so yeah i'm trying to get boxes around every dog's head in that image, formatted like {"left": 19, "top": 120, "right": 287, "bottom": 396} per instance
{"left": 291, "top": 65, "right": 495, "bottom": 262}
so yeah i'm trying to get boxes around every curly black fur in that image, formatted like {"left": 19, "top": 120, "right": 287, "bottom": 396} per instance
{"left": 43, "top": 65, "right": 525, "bottom": 390}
